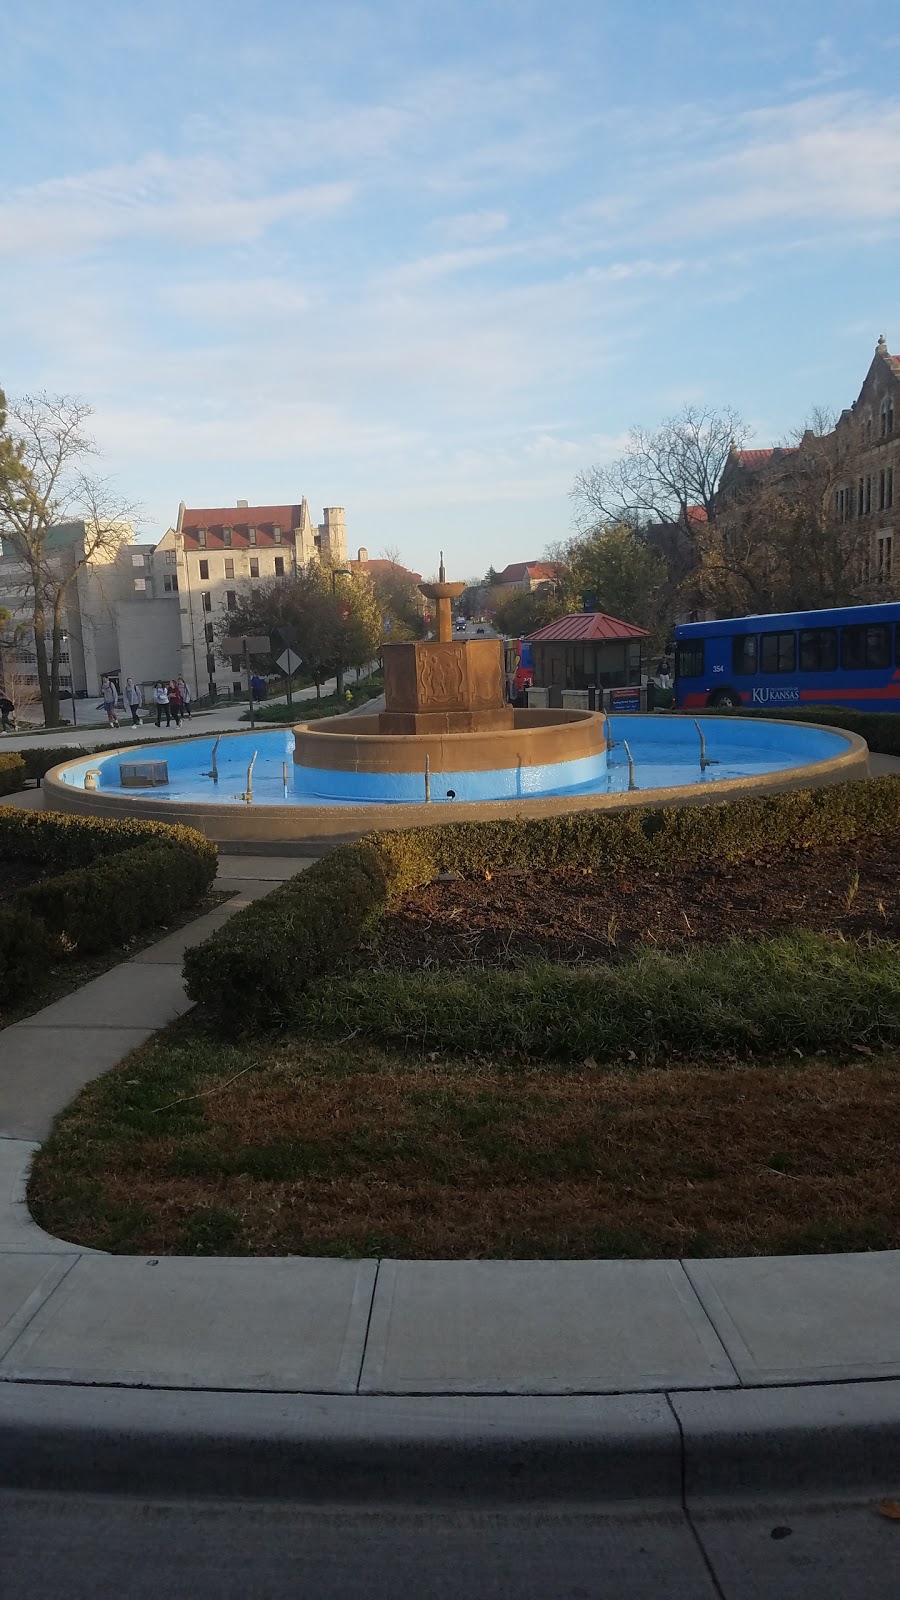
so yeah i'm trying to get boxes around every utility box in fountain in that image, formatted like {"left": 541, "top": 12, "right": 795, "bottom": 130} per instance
{"left": 119, "top": 761, "right": 169, "bottom": 788}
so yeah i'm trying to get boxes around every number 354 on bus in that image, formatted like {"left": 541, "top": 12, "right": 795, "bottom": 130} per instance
{"left": 675, "top": 601, "right": 900, "bottom": 713}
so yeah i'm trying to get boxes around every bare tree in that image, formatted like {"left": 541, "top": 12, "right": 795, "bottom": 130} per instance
{"left": 571, "top": 404, "right": 750, "bottom": 533}
{"left": 0, "top": 393, "right": 136, "bottom": 725}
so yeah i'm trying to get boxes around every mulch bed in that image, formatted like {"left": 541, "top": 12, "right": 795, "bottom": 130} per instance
{"left": 376, "top": 837, "right": 900, "bottom": 969}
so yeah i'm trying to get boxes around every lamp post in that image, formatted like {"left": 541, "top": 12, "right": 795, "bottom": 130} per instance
{"left": 330, "top": 567, "right": 352, "bottom": 697}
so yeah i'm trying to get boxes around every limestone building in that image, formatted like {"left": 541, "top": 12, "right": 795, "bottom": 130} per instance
{"left": 155, "top": 499, "right": 347, "bottom": 698}
{"left": 832, "top": 335, "right": 900, "bottom": 592}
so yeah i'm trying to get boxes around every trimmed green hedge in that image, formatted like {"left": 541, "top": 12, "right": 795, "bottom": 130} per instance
{"left": 183, "top": 773, "right": 900, "bottom": 1023}
{"left": 0, "top": 809, "right": 218, "bottom": 1009}
{"left": 0, "top": 752, "right": 25, "bottom": 795}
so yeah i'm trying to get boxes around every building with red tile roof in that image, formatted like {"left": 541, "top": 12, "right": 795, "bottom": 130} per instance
{"left": 524, "top": 610, "right": 647, "bottom": 697}
{"left": 496, "top": 559, "right": 567, "bottom": 591}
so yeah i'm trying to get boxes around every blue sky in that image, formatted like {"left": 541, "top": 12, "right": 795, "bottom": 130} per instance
{"left": 1, "top": 0, "right": 899, "bottom": 578}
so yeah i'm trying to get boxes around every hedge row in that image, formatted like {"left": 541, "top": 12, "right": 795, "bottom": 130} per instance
{"left": 0, "top": 810, "right": 217, "bottom": 1006}
{"left": 183, "top": 772, "right": 900, "bottom": 1023}
{"left": 0, "top": 752, "right": 25, "bottom": 795}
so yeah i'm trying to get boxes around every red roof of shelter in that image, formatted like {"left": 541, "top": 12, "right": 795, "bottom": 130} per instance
{"left": 497, "top": 560, "right": 566, "bottom": 584}
{"left": 181, "top": 505, "right": 302, "bottom": 550}
{"left": 526, "top": 612, "right": 649, "bottom": 643}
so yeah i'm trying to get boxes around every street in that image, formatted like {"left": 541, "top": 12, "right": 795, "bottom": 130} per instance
{"left": 3, "top": 1491, "right": 900, "bottom": 1598}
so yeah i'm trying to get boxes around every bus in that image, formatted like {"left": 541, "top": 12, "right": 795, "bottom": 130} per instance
{"left": 674, "top": 601, "right": 900, "bottom": 713}
{"left": 503, "top": 637, "right": 535, "bottom": 699}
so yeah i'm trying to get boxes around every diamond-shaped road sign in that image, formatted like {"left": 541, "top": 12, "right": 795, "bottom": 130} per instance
{"left": 276, "top": 648, "right": 303, "bottom": 676}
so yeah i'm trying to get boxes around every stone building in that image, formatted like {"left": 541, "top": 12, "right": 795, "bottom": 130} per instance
{"left": 832, "top": 335, "right": 900, "bottom": 592}
{"left": 495, "top": 560, "right": 567, "bottom": 593}
{"left": 0, "top": 520, "right": 181, "bottom": 705}
{"left": 155, "top": 498, "right": 347, "bottom": 698}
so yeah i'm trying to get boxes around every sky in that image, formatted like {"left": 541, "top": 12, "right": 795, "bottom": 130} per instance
{"left": 1, "top": 1, "right": 899, "bottom": 579}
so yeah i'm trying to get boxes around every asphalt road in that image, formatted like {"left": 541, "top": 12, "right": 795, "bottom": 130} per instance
{"left": 4, "top": 1492, "right": 900, "bottom": 1598}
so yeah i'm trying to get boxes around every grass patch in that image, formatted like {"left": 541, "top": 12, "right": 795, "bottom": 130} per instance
{"left": 241, "top": 672, "right": 384, "bottom": 723}
{"left": 300, "top": 932, "right": 900, "bottom": 1060}
{"left": 28, "top": 1014, "right": 900, "bottom": 1258}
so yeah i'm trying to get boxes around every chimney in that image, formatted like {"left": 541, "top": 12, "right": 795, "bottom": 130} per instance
{"left": 357, "top": 546, "right": 368, "bottom": 563}
{"left": 237, "top": 499, "right": 249, "bottom": 509}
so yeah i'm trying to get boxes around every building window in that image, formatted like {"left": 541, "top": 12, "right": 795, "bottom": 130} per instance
{"left": 882, "top": 397, "right": 895, "bottom": 438}
{"left": 835, "top": 486, "right": 850, "bottom": 523}
{"left": 274, "top": 556, "right": 285, "bottom": 577}
{"left": 273, "top": 525, "right": 282, "bottom": 544}
{"left": 226, "top": 590, "right": 237, "bottom": 611}
{"left": 202, "top": 591, "right": 212, "bottom": 613}
{"left": 205, "top": 622, "right": 214, "bottom": 643}
{"left": 248, "top": 526, "right": 257, "bottom": 545}
{"left": 163, "top": 574, "right": 179, "bottom": 592}
{"left": 225, "top": 558, "right": 235, "bottom": 579}
{"left": 198, "top": 559, "right": 209, "bottom": 580}
{"left": 131, "top": 552, "right": 144, "bottom": 567}
{"left": 222, "top": 528, "right": 233, "bottom": 546}
{"left": 207, "top": 653, "right": 217, "bottom": 676}
{"left": 166, "top": 550, "right": 177, "bottom": 565}
{"left": 878, "top": 534, "right": 893, "bottom": 582}
{"left": 197, "top": 529, "right": 207, "bottom": 547}
{"left": 760, "top": 631, "right": 796, "bottom": 673}
{"left": 133, "top": 578, "right": 146, "bottom": 592}
{"left": 880, "top": 467, "right": 894, "bottom": 510}
{"left": 59, "top": 651, "right": 70, "bottom": 665}
{"left": 249, "top": 557, "right": 260, "bottom": 579}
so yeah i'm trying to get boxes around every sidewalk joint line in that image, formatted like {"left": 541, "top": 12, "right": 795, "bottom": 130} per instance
{"left": 354, "top": 1259, "right": 381, "bottom": 1393}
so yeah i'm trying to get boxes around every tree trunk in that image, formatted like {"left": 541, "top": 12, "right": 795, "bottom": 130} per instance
{"left": 31, "top": 590, "right": 55, "bottom": 726}
{"left": 48, "top": 589, "right": 65, "bottom": 726}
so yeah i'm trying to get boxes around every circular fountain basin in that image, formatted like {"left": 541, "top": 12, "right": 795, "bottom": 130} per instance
{"left": 41, "top": 714, "right": 868, "bottom": 846}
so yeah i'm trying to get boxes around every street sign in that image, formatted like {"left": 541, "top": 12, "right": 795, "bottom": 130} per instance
{"left": 224, "top": 634, "right": 270, "bottom": 655}
{"left": 276, "top": 648, "right": 302, "bottom": 676}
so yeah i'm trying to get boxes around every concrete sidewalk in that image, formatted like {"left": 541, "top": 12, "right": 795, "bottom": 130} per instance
{"left": 2, "top": 852, "right": 900, "bottom": 1503}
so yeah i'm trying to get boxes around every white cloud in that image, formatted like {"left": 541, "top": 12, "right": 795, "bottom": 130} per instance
{"left": 0, "top": 155, "right": 353, "bottom": 258}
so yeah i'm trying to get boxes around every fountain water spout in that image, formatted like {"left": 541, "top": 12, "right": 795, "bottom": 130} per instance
{"left": 693, "top": 719, "right": 720, "bottom": 772}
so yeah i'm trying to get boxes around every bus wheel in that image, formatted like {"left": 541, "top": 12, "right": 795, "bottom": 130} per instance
{"left": 709, "top": 689, "right": 741, "bottom": 708}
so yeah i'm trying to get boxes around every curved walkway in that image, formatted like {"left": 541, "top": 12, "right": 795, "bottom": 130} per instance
{"left": 2, "top": 835, "right": 900, "bottom": 1506}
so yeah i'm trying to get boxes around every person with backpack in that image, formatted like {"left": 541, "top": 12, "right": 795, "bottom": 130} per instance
{"left": 100, "top": 675, "right": 120, "bottom": 729}
{"left": 123, "top": 678, "right": 143, "bottom": 726}
{"left": 153, "top": 681, "right": 170, "bottom": 728}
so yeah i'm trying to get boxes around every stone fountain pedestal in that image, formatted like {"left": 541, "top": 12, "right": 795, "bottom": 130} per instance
{"left": 378, "top": 572, "right": 513, "bottom": 735}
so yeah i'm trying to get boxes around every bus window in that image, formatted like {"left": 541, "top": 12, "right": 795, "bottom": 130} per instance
{"left": 676, "top": 640, "right": 704, "bottom": 678}
{"left": 759, "top": 632, "right": 796, "bottom": 673}
{"left": 732, "top": 635, "right": 757, "bottom": 674}
{"left": 842, "top": 624, "right": 891, "bottom": 670}
{"left": 799, "top": 628, "right": 838, "bottom": 672}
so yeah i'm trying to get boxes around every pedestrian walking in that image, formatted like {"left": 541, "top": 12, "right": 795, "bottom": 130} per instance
{"left": 123, "top": 677, "right": 143, "bottom": 726}
{"left": 0, "top": 691, "right": 15, "bottom": 732}
{"left": 100, "top": 675, "right": 120, "bottom": 728}
{"left": 153, "top": 681, "right": 170, "bottom": 727}
{"left": 658, "top": 656, "right": 672, "bottom": 690}
{"left": 167, "top": 679, "right": 184, "bottom": 726}
{"left": 176, "top": 676, "right": 192, "bottom": 719}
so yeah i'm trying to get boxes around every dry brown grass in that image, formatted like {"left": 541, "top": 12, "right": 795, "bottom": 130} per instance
{"left": 29, "top": 1026, "right": 900, "bottom": 1258}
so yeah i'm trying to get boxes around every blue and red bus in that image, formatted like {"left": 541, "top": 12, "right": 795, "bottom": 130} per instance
{"left": 675, "top": 601, "right": 900, "bottom": 713}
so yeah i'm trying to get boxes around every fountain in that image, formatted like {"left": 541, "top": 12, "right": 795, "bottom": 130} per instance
{"left": 291, "top": 555, "right": 606, "bottom": 803}
{"left": 42, "top": 555, "right": 868, "bottom": 843}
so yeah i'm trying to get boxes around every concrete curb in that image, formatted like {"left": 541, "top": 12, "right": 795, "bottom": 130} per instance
{"left": 3, "top": 1382, "right": 900, "bottom": 1506}
{"left": 0, "top": 1387, "right": 682, "bottom": 1504}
